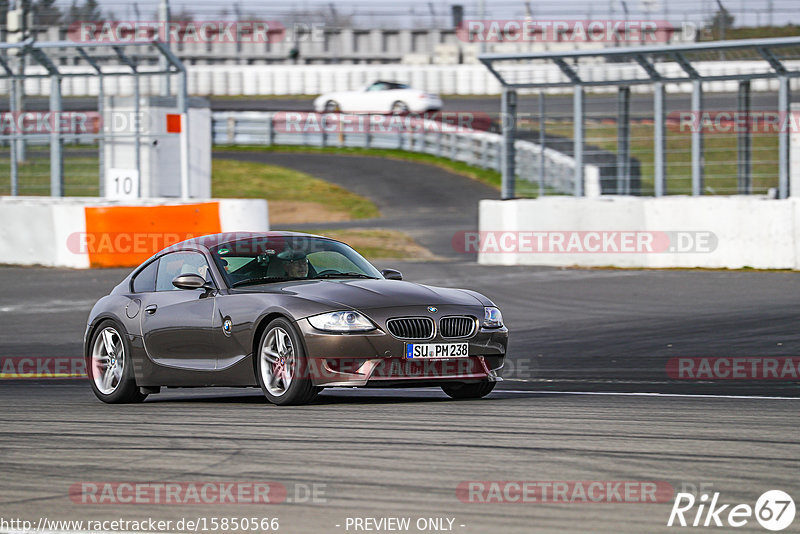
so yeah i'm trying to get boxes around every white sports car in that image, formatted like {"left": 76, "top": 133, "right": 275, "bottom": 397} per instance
{"left": 313, "top": 81, "right": 443, "bottom": 114}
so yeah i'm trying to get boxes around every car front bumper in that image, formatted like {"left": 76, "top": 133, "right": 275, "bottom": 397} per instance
{"left": 296, "top": 318, "right": 508, "bottom": 387}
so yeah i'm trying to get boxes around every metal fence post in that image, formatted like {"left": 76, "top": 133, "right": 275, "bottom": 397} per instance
{"left": 449, "top": 133, "right": 456, "bottom": 160}
{"left": 134, "top": 70, "right": 141, "bottom": 196}
{"left": 97, "top": 73, "right": 105, "bottom": 196}
{"left": 177, "top": 68, "right": 190, "bottom": 200}
{"left": 267, "top": 114, "right": 274, "bottom": 146}
{"left": 778, "top": 75, "right": 790, "bottom": 199}
{"left": 501, "top": 87, "right": 517, "bottom": 200}
{"left": 13, "top": 55, "right": 25, "bottom": 164}
{"left": 654, "top": 81, "right": 666, "bottom": 197}
{"left": 573, "top": 84, "right": 584, "bottom": 197}
{"left": 538, "top": 91, "right": 545, "bottom": 197}
{"left": 9, "top": 78, "right": 18, "bottom": 196}
{"left": 737, "top": 80, "right": 751, "bottom": 195}
{"left": 691, "top": 79, "right": 703, "bottom": 196}
{"left": 226, "top": 116, "right": 235, "bottom": 144}
{"left": 50, "top": 74, "right": 63, "bottom": 196}
{"left": 617, "top": 86, "right": 631, "bottom": 195}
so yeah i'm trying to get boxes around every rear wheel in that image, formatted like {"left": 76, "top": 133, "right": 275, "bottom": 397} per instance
{"left": 257, "top": 318, "right": 318, "bottom": 406}
{"left": 88, "top": 320, "right": 147, "bottom": 404}
{"left": 441, "top": 380, "right": 496, "bottom": 400}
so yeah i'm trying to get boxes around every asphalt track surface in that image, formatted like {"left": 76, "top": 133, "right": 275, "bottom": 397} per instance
{"left": 214, "top": 150, "right": 497, "bottom": 261}
{"left": 2, "top": 153, "right": 800, "bottom": 532}
{"left": 2, "top": 265, "right": 800, "bottom": 532}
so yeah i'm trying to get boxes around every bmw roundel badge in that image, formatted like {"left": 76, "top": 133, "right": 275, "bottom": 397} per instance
{"left": 427, "top": 306, "right": 438, "bottom": 313}
{"left": 222, "top": 317, "right": 233, "bottom": 336}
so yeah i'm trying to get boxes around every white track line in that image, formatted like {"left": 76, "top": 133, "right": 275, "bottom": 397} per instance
{"left": 496, "top": 389, "right": 800, "bottom": 400}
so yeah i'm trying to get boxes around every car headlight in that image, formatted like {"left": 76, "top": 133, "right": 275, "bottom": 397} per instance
{"left": 307, "top": 311, "right": 376, "bottom": 332}
{"left": 483, "top": 307, "right": 503, "bottom": 328}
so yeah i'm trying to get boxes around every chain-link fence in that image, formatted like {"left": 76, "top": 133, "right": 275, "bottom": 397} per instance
{"left": 481, "top": 37, "right": 800, "bottom": 199}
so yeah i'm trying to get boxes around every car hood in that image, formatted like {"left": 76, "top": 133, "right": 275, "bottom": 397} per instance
{"left": 236, "top": 278, "right": 482, "bottom": 310}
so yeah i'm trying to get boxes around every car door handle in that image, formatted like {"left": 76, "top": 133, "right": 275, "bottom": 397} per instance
{"left": 145, "top": 304, "right": 158, "bottom": 315}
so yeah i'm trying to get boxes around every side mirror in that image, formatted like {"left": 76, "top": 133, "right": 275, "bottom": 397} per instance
{"left": 381, "top": 268, "right": 403, "bottom": 281}
{"left": 172, "top": 273, "right": 211, "bottom": 290}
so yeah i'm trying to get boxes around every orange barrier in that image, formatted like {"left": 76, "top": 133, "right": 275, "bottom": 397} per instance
{"left": 84, "top": 202, "right": 222, "bottom": 268}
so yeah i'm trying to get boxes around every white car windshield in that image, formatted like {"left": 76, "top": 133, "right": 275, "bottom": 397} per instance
{"left": 366, "top": 82, "right": 409, "bottom": 91}
{"left": 212, "top": 236, "right": 383, "bottom": 287}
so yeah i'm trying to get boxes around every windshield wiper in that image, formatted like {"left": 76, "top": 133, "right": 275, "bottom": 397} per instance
{"left": 231, "top": 277, "right": 296, "bottom": 288}
{"left": 314, "top": 272, "right": 377, "bottom": 279}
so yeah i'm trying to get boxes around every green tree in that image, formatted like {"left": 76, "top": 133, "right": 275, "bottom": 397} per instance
{"left": 81, "top": 0, "right": 101, "bottom": 21}
{"left": 34, "top": 0, "right": 61, "bottom": 25}
{"left": 708, "top": 7, "right": 734, "bottom": 38}
{"left": 63, "top": 0, "right": 104, "bottom": 24}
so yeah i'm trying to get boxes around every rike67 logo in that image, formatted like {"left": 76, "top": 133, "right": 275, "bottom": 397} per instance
{"left": 668, "top": 490, "right": 795, "bottom": 531}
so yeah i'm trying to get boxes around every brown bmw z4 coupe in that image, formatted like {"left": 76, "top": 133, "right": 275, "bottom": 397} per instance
{"left": 84, "top": 232, "right": 508, "bottom": 405}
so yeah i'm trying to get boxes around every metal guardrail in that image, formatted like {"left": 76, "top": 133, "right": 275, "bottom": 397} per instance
{"left": 211, "top": 111, "right": 599, "bottom": 196}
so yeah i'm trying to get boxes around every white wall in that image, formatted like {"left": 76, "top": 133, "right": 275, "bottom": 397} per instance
{"left": 0, "top": 197, "right": 269, "bottom": 268}
{"left": 0, "top": 198, "right": 88, "bottom": 268}
{"left": 478, "top": 196, "right": 800, "bottom": 270}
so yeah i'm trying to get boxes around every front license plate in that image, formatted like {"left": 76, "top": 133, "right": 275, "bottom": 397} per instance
{"left": 405, "top": 342, "right": 469, "bottom": 359}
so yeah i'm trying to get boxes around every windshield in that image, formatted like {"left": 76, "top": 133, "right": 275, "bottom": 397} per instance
{"left": 366, "top": 81, "right": 409, "bottom": 91}
{"left": 211, "top": 236, "right": 383, "bottom": 288}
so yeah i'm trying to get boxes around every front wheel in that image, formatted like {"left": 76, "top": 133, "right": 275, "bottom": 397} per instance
{"left": 257, "top": 318, "right": 318, "bottom": 405}
{"left": 88, "top": 320, "right": 147, "bottom": 404}
{"left": 391, "top": 101, "right": 410, "bottom": 115}
{"left": 441, "top": 380, "right": 496, "bottom": 400}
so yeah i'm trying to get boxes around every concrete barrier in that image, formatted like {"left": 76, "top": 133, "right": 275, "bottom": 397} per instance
{"left": 0, "top": 197, "right": 269, "bottom": 269}
{"left": 477, "top": 196, "right": 800, "bottom": 270}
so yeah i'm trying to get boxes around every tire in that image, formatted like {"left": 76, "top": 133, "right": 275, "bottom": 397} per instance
{"left": 441, "top": 380, "right": 496, "bottom": 400}
{"left": 324, "top": 100, "right": 340, "bottom": 112}
{"left": 256, "top": 318, "right": 318, "bottom": 406}
{"left": 88, "top": 319, "right": 147, "bottom": 404}
{"left": 391, "top": 101, "right": 409, "bottom": 115}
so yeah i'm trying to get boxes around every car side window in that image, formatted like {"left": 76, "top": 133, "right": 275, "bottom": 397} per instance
{"left": 131, "top": 259, "right": 159, "bottom": 293}
{"left": 366, "top": 82, "right": 385, "bottom": 91}
{"left": 155, "top": 251, "right": 213, "bottom": 292}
